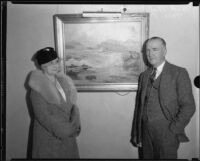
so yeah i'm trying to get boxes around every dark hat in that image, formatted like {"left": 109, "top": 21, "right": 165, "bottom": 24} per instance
{"left": 35, "top": 47, "right": 58, "bottom": 66}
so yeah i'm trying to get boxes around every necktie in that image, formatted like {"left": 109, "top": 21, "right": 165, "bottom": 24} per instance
{"left": 150, "top": 67, "right": 157, "bottom": 83}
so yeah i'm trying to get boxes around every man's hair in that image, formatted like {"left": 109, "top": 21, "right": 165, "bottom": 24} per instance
{"left": 148, "top": 37, "right": 166, "bottom": 48}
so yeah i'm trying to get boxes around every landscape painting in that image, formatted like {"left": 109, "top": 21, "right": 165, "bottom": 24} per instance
{"left": 54, "top": 14, "right": 149, "bottom": 91}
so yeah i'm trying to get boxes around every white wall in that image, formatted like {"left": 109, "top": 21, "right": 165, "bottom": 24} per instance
{"left": 6, "top": 2, "right": 199, "bottom": 160}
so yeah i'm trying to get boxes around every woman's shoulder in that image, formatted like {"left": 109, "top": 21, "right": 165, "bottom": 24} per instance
{"left": 29, "top": 70, "right": 45, "bottom": 89}
{"left": 30, "top": 88, "right": 47, "bottom": 105}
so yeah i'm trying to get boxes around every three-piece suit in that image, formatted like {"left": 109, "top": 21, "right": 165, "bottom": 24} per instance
{"left": 131, "top": 61, "right": 195, "bottom": 159}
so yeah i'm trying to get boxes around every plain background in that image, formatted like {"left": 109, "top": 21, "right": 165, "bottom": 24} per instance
{"left": 6, "top": 2, "right": 199, "bottom": 160}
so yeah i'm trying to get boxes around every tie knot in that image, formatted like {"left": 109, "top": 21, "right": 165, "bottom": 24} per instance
{"left": 150, "top": 67, "right": 157, "bottom": 82}
{"left": 152, "top": 67, "right": 157, "bottom": 75}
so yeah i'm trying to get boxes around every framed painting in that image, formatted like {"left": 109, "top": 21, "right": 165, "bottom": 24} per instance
{"left": 53, "top": 13, "right": 149, "bottom": 91}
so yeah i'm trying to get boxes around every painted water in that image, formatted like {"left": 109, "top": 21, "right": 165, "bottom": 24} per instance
{"left": 65, "top": 40, "right": 141, "bottom": 84}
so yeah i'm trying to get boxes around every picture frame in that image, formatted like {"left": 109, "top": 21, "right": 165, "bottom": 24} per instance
{"left": 53, "top": 13, "right": 149, "bottom": 92}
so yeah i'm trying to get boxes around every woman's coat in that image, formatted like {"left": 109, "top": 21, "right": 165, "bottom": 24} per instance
{"left": 28, "top": 70, "right": 80, "bottom": 158}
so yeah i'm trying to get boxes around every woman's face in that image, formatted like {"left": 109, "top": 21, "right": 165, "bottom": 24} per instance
{"left": 41, "top": 58, "right": 61, "bottom": 76}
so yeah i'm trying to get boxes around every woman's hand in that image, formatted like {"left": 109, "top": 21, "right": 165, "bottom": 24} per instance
{"left": 70, "top": 104, "right": 81, "bottom": 137}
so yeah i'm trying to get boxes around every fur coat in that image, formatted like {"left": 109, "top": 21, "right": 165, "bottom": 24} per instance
{"left": 28, "top": 70, "right": 80, "bottom": 158}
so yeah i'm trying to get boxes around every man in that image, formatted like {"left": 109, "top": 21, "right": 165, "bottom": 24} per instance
{"left": 130, "top": 37, "right": 195, "bottom": 159}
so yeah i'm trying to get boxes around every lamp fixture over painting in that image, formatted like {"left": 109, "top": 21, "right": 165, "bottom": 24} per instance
{"left": 82, "top": 11, "right": 122, "bottom": 17}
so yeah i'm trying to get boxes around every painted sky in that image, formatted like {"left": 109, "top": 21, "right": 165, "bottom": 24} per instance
{"left": 64, "top": 21, "right": 141, "bottom": 46}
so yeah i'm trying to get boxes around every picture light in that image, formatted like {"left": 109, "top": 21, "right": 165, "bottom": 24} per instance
{"left": 82, "top": 11, "right": 122, "bottom": 17}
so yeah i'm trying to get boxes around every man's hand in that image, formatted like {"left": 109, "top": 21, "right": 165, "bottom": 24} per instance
{"left": 130, "top": 137, "right": 142, "bottom": 147}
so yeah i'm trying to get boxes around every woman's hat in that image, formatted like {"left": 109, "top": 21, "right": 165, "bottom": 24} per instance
{"left": 35, "top": 47, "right": 58, "bottom": 66}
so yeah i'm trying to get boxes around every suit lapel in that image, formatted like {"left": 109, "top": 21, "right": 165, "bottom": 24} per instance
{"left": 159, "top": 61, "right": 170, "bottom": 101}
{"left": 158, "top": 61, "right": 172, "bottom": 121}
{"left": 141, "top": 69, "right": 151, "bottom": 105}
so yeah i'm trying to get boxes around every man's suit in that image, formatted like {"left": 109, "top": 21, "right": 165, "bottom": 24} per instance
{"left": 130, "top": 61, "right": 195, "bottom": 158}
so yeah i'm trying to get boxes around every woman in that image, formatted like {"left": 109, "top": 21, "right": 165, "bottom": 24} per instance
{"left": 28, "top": 47, "right": 81, "bottom": 158}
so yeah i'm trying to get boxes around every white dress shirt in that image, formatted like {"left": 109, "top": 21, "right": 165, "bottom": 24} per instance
{"left": 155, "top": 61, "right": 165, "bottom": 79}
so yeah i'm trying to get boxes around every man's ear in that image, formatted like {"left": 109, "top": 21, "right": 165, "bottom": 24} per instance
{"left": 164, "top": 48, "right": 167, "bottom": 56}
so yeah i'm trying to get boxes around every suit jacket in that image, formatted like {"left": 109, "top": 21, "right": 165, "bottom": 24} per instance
{"left": 130, "top": 61, "right": 195, "bottom": 147}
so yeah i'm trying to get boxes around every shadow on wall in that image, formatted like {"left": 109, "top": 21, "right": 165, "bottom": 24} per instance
{"left": 24, "top": 51, "right": 41, "bottom": 159}
{"left": 24, "top": 72, "right": 34, "bottom": 159}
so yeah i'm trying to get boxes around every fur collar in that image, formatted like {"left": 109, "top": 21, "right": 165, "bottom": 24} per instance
{"left": 28, "top": 70, "right": 77, "bottom": 105}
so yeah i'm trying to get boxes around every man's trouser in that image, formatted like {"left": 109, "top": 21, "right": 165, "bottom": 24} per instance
{"left": 141, "top": 118, "right": 180, "bottom": 159}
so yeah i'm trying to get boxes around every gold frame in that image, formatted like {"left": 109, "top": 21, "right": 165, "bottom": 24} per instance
{"left": 53, "top": 13, "right": 149, "bottom": 92}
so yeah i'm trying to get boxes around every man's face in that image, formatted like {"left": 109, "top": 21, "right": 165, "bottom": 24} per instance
{"left": 41, "top": 58, "right": 61, "bottom": 76}
{"left": 146, "top": 39, "right": 166, "bottom": 68}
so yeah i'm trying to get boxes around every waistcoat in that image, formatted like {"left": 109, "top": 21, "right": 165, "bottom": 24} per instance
{"left": 142, "top": 74, "right": 166, "bottom": 122}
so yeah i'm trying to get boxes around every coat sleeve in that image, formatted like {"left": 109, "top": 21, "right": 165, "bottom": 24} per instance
{"left": 130, "top": 73, "right": 143, "bottom": 147}
{"left": 169, "top": 68, "right": 196, "bottom": 134}
{"left": 30, "top": 90, "right": 78, "bottom": 139}
{"left": 70, "top": 104, "right": 81, "bottom": 137}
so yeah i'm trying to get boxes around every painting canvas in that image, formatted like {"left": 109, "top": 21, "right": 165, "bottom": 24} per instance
{"left": 54, "top": 13, "right": 149, "bottom": 91}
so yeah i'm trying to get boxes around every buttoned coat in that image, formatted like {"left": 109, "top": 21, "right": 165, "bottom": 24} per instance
{"left": 29, "top": 70, "right": 80, "bottom": 158}
{"left": 130, "top": 61, "right": 195, "bottom": 147}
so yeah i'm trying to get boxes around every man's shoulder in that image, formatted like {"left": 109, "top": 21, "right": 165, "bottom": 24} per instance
{"left": 163, "top": 61, "right": 191, "bottom": 82}
{"left": 141, "top": 67, "right": 151, "bottom": 75}
{"left": 166, "top": 61, "right": 183, "bottom": 69}
{"left": 139, "top": 69, "right": 150, "bottom": 80}
{"left": 165, "top": 61, "right": 186, "bottom": 72}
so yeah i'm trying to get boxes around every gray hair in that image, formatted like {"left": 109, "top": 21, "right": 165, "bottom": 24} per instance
{"left": 148, "top": 37, "right": 166, "bottom": 48}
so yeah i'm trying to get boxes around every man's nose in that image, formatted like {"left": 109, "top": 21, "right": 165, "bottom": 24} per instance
{"left": 149, "top": 50, "right": 155, "bottom": 56}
